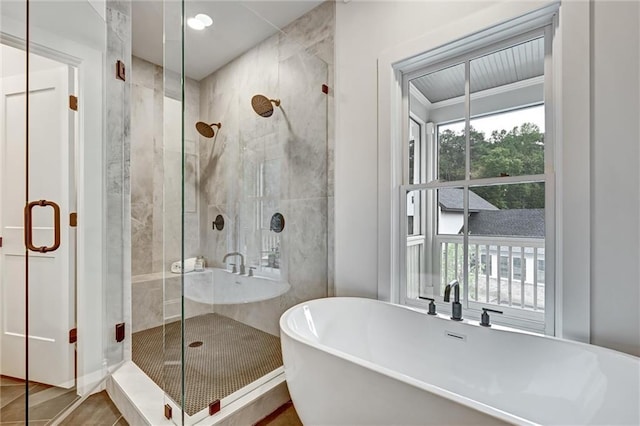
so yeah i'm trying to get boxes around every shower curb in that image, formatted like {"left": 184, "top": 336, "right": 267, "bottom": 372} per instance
{"left": 108, "top": 361, "right": 290, "bottom": 425}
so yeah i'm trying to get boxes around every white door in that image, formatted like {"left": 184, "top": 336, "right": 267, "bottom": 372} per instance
{"left": 0, "top": 60, "right": 75, "bottom": 388}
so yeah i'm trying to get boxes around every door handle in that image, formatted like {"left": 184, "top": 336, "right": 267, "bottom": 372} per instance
{"left": 24, "top": 200, "right": 61, "bottom": 253}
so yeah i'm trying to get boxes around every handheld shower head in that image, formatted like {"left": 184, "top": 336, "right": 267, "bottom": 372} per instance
{"left": 196, "top": 121, "right": 222, "bottom": 138}
{"left": 251, "top": 94, "right": 280, "bottom": 118}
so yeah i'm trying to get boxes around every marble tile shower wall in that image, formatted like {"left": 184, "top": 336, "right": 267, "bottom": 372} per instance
{"left": 199, "top": 2, "right": 335, "bottom": 335}
{"left": 131, "top": 57, "right": 201, "bottom": 276}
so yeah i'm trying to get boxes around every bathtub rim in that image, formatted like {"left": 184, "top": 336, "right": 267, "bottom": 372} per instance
{"left": 280, "top": 297, "right": 639, "bottom": 426}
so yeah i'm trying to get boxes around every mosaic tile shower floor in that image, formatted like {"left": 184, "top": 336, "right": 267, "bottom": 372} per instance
{"left": 132, "top": 313, "right": 283, "bottom": 416}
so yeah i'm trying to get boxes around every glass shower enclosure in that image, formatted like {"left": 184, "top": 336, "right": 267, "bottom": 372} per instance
{"left": 128, "top": 1, "right": 332, "bottom": 424}
{"left": 0, "top": 0, "right": 127, "bottom": 423}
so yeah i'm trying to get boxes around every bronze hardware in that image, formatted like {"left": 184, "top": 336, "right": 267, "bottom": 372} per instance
{"left": 115, "top": 323, "right": 125, "bottom": 342}
{"left": 0, "top": 237, "right": 2, "bottom": 248}
{"left": 164, "top": 404, "right": 172, "bottom": 419}
{"left": 213, "top": 214, "right": 224, "bottom": 231}
{"left": 195, "top": 121, "right": 222, "bottom": 139}
{"left": 270, "top": 213, "right": 285, "bottom": 233}
{"left": 209, "top": 399, "right": 220, "bottom": 415}
{"left": 70, "top": 212, "right": 77, "bottom": 227}
{"left": 322, "top": 84, "right": 329, "bottom": 94}
{"left": 251, "top": 94, "right": 280, "bottom": 118}
{"left": 116, "top": 60, "right": 126, "bottom": 81}
{"left": 69, "top": 95, "right": 78, "bottom": 111}
{"left": 69, "top": 328, "right": 77, "bottom": 344}
{"left": 24, "top": 200, "right": 61, "bottom": 253}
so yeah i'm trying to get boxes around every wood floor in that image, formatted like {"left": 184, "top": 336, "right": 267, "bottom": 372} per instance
{"left": 60, "top": 391, "right": 127, "bottom": 426}
{"left": 0, "top": 375, "right": 78, "bottom": 424}
{"left": 256, "top": 401, "right": 303, "bottom": 426}
{"left": 0, "top": 376, "right": 126, "bottom": 425}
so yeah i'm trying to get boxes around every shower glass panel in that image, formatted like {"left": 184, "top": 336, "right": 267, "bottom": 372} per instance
{"left": 148, "top": 2, "right": 332, "bottom": 424}
{"left": 1, "top": 0, "right": 125, "bottom": 423}
{"left": 162, "top": 0, "right": 187, "bottom": 423}
{"left": 0, "top": 1, "right": 28, "bottom": 420}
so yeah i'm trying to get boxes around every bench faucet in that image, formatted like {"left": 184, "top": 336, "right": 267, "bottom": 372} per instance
{"left": 443, "top": 280, "right": 462, "bottom": 321}
{"left": 223, "top": 252, "right": 245, "bottom": 274}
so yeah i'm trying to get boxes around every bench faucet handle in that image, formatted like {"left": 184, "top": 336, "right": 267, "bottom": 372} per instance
{"left": 418, "top": 296, "right": 437, "bottom": 315}
{"left": 229, "top": 263, "right": 237, "bottom": 274}
{"left": 480, "top": 307, "right": 503, "bottom": 327}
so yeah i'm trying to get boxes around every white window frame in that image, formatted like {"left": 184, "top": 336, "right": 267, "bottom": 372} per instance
{"left": 397, "top": 24, "right": 556, "bottom": 335}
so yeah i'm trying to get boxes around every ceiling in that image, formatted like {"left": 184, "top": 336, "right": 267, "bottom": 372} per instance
{"left": 132, "top": 1, "right": 324, "bottom": 81}
{"left": 411, "top": 37, "right": 544, "bottom": 104}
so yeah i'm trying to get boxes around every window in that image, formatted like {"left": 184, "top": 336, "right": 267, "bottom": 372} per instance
{"left": 500, "top": 256, "right": 510, "bottom": 277}
{"left": 480, "top": 253, "right": 492, "bottom": 276}
{"left": 402, "top": 30, "right": 553, "bottom": 333}
{"left": 513, "top": 257, "right": 525, "bottom": 280}
{"left": 537, "top": 259, "right": 545, "bottom": 283}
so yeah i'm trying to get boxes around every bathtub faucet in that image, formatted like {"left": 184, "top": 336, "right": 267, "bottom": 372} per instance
{"left": 223, "top": 252, "right": 245, "bottom": 275}
{"left": 443, "top": 280, "right": 462, "bottom": 321}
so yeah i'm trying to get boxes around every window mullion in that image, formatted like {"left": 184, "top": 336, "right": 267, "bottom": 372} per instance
{"left": 463, "top": 59, "right": 471, "bottom": 307}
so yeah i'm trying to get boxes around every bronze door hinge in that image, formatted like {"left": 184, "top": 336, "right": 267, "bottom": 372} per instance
{"left": 116, "top": 60, "right": 126, "bottom": 81}
{"left": 69, "top": 328, "right": 77, "bottom": 344}
{"left": 115, "top": 323, "right": 125, "bottom": 342}
{"left": 70, "top": 212, "right": 77, "bottom": 227}
{"left": 69, "top": 95, "right": 78, "bottom": 111}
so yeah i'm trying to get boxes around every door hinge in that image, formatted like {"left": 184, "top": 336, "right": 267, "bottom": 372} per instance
{"left": 69, "top": 95, "right": 78, "bottom": 111}
{"left": 69, "top": 328, "right": 77, "bottom": 344}
{"left": 115, "top": 322, "right": 125, "bottom": 342}
{"left": 116, "top": 60, "right": 126, "bottom": 81}
{"left": 70, "top": 212, "right": 77, "bottom": 227}
{"left": 164, "top": 404, "right": 172, "bottom": 420}
{"left": 0, "top": 237, "right": 2, "bottom": 248}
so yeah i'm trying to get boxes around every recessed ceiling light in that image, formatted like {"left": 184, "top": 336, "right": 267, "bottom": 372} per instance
{"left": 187, "top": 17, "right": 205, "bottom": 30}
{"left": 195, "top": 13, "right": 213, "bottom": 28}
{"left": 187, "top": 13, "right": 213, "bottom": 30}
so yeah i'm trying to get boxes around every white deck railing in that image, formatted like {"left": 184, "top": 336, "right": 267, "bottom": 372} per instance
{"left": 407, "top": 235, "right": 545, "bottom": 311}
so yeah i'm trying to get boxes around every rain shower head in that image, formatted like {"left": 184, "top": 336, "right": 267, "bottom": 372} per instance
{"left": 196, "top": 121, "right": 222, "bottom": 138}
{"left": 251, "top": 95, "right": 280, "bottom": 118}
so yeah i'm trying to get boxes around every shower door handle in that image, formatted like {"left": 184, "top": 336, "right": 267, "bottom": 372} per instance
{"left": 24, "top": 200, "right": 61, "bottom": 253}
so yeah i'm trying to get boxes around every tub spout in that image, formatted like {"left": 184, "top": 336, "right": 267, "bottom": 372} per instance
{"left": 443, "top": 280, "right": 462, "bottom": 321}
{"left": 223, "top": 252, "right": 245, "bottom": 274}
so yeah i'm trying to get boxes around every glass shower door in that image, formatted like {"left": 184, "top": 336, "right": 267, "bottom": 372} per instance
{"left": 1, "top": 0, "right": 124, "bottom": 423}
{"left": 0, "top": 2, "right": 29, "bottom": 420}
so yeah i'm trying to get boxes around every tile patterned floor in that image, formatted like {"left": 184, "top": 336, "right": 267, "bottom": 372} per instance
{"left": 132, "top": 313, "right": 283, "bottom": 416}
{"left": 0, "top": 375, "right": 78, "bottom": 424}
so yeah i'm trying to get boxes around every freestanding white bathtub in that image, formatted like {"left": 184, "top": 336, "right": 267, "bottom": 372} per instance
{"left": 280, "top": 297, "right": 640, "bottom": 425}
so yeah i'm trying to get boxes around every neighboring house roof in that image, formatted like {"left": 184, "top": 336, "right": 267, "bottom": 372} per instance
{"left": 438, "top": 188, "right": 499, "bottom": 212}
{"left": 468, "top": 209, "right": 545, "bottom": 238}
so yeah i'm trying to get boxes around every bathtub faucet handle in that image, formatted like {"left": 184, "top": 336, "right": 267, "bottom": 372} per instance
{"left": 480, "top": 307, "right": 503, "bottom": 327}
{"left": 228, "top": 263, "right": 237, "bottom": 274}
{"left": 418, "top": 296, "right": 437, "bottom": 315}
{"left": 248, "top": 266, "right": 256, "bottom": 277}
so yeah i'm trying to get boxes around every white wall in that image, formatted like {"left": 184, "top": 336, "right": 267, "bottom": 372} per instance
{"left": 590, "top": 1, "right": 640, "bottom": 356}
{"left": 335, "top": 1, "right": 496, "bottom": 298}
{"left": 335, "top": 1, "right": 640, "bottom": 356}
